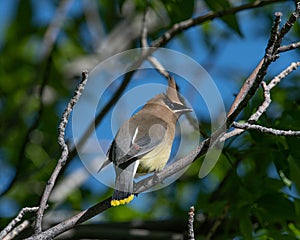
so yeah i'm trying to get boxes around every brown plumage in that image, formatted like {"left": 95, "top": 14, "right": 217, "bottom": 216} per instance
{"left": 100, "top": 77, "right": 191, "bottom": 206}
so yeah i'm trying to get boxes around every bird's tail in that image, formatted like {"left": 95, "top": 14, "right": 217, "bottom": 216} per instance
{"left": 110, "top": 161, "right": 139, "bottom": 206}
{"left": 111, "top": 190, "right": 134, "bottom": 207}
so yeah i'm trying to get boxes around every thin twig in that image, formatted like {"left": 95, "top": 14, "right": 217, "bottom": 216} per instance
{"left": 141, "top": 5, "right": 170, "bottom": 79}
{"left": 250, "top": 61, "right": 300, "bottom": 120}
{"left": 227, "top": 4, "right": 300, "bottom": 126}
{"left": 222, "top": 62, "right": 300, "bottom": 140}
{"left": 248, "top": 81, "right": 271, "bottom": 122}
{"left": 268, "top": 61, "right": 300, "bottom": 89}
{"left": 187, "top": 206, "right": 195, "bottom": 240}
{"left": 0, "top": 207, "right": 39, "bottom": 239}
{"left": 141, "top": 4, "right": 149, "bottom": 51}
{"left": 274, "top": 3, "right": 300, "bottom": 54}
{"left": 233, "top": 122, "right": 300, "bottom": 136}
{"left": 3, "top": 220, "right": 30, "bottom": 240}
{"left": 66, "top": 6, "right": 155, "bottom": 165}
{"left": 265, "top": 12, "right": 282, "bottom": 57}
{"left": 147, "top": 56, "right": 170, "bottom": 79}
{"left": 220, "top": 128, "right": 244, "bottom": 142}
{"left": 278, "top": 41, "right": 300, "bottom": 53}
{"left": 34, "top": 71, "right": 89, "bottom": 234}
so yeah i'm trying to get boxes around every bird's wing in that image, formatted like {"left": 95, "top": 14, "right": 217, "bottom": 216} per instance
{"left": 108, "top": 120, "right": 167, "bottom": 168}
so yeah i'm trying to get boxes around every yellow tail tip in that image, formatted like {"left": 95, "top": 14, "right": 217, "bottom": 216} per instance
{"left": 111, "top": 194, "right": 134, "bottom": 207}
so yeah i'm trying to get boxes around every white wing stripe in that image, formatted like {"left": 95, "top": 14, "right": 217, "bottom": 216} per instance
{"left": 132, "top": 126, "right": 139, "bottom": 145}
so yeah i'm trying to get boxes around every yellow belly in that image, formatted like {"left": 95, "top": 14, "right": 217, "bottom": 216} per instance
{"left": 137, "top": 139, "right": 173, "bottom": 173}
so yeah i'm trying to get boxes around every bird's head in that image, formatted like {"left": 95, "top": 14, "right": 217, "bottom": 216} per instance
{"left": 145, "top": 77, "right": 192, "bottom": 118}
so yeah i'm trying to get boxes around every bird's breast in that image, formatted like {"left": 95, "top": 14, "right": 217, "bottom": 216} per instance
{"left": 137, "top": 134, "right": 174, "bottom": 173}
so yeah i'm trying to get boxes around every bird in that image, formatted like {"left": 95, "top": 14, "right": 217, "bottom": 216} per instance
{"left": 99, "top": 77, "right": 192, "bottom": 207}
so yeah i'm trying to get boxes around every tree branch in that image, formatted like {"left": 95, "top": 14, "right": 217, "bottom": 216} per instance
{"left": 0, "top": 207, "right": 39, "bottom": 239}
{"left": 222, "top": 61, "right": 300, "bottom": 140}
{"left": 34, "top": 71, "right": 89, "bottom": 234}
{"left": 151, "top": 0, "right": 286, "bottom": 48}
{"left": 3, "top": 221, "right": 30, "bottom": 240}
{"left": 227, "top": 3, "right": 300, "bottom": 126}
{"left": 141, "top": 6, "right": 170, "bottom": 80}
{"left": 26, "top": 198, "right": 111, "bottom": 240}
{"left": 187, "top": 206, "right": 195, "bottom": 240}
{"left": 278, "top": 41, "right": 300, "bottom": 53}
{"left": 227, "top": 10, "right": 283, "bottom": 120}
{"left": 232, "top": 122, "right": 300, "bottom": 136}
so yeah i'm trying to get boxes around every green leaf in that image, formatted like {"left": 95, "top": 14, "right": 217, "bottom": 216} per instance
{"left": 203, "top": 0, "right": 243, "bottom": 36}
{"left": 256, "top": 193, "right": 296, "bottom": 223}
{"left": 221, "top": 14, "right": 243, "bottom": 37}
{"left": 288, "top": 223, "right": 300, "bottom": 239}
{"left": 253, "top": 228, "right": 269, "bottom": 240}
{"left": 239, "top": 206, "right": 253, "bottom": 240}
{"left": 160, "top": 0, "right": 195, "bottom": 23}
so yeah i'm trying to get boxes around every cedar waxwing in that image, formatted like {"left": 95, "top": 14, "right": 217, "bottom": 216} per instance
{"left": 100, "top": 77, "right": 191, "bottom": 206}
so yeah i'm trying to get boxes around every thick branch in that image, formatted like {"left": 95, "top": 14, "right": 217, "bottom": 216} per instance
{"left": 26, "top": 198, "right": 111, "bottom": 240}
